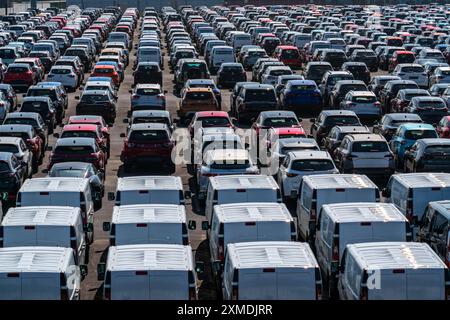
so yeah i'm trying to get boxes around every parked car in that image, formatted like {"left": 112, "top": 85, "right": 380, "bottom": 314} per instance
{"left": 404, "top": 138, "right": 450, "bottom": 173}
{"left": 279, "top": 80, "right": 322, "bottom": 117}
{"left": 405, "top": 96, "right": 449, "bottom": 125}
{"left": 75, "top": 90, "right": 117, "bottom": 125}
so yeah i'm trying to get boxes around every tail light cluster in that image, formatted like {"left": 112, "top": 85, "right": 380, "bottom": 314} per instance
{"left": 60, "top": 273, "right": 69, "bottom": 300}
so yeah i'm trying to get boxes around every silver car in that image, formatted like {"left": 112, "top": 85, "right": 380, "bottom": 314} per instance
{"left": 129, "top": 83, "right": 166, "bottom": 112}
{"left": 0, "top": 137, "right": 32, "bottom": 178}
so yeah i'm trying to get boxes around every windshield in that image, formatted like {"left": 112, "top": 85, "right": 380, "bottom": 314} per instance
{"left": 61, "top": 131, "right": 97, "bottom": 139}
{"left": 425, "top": 145, "right": 450, "bottom": 154}
{"left": 404, "top": 129, "right": 437, "bottom": 140}
{"left": 21, "top": 101, "right": 48, "bottom": 113}
{"left": 329, "top": 75, "right": 353, "bottom": 85}
{"left": 0, "top": 144, "right": 18, "bottom": 153}
{"left": 129, "top": 130, "right": 168, "bottom": 142}
{"left": 291, "top": 159, "right": 334, "bottom": 171}
{"left": 324, "top": 116, "right": 360, "bottom": 126}
{"left": 352, "top": 141, "right": 389, "bottom": 152}
{"left": 50, "top": 168, "right": 85, "bottom": 177}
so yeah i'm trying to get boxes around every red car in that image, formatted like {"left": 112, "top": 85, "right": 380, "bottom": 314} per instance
{"left": 91, "top": 65, "right": 120, "bottom": 87}
{"left": 67, "top": 115, "right": 110, "bottom": 153}
{"left": 3, "top": 63, "right": 37, "bottom": 92}
{"left": 273, "top": 45, "right": 302, "bottom": 69}
{"left": 58, "top": 124, "right": 110, "bottom": 159}
{"left": 437, "top": 116, "right": 450, "bottom": 138}
{"left": 388, "top": 51, "right": 415, "bottom": 72}
{"left": 188, "top": 111, "right": 234, "bottom": 137}
{"left": 48, "top": 137, "right": 106, "bottom": 172}
{"left": 385, "top": 36, "right": 403, "bottom": 47}
{"left": 120, "top": 123, "right": 175, "bottom": 173}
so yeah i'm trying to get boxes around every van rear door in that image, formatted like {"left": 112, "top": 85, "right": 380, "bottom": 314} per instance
{"left": 371, "top": 269, "right": 407, "bottom": 299}
{"left": 0, "top": 272, "right": 21, "bottom": 299}
{"left": 37, "top": 226, "right": 69, "bottom": 247}
{"left": 317, "top": 189, "right": 376, "bottom": 211}
{"left": 257, "top": 221, "right": 291, "bottom": 241}
{"left": 277, "top": 268, "right": 315, "bottom": 300}
{"left": 21, "top": 272, "right": 59, "bottom": 299}
{"left": 406, "top": 268, "right": 444, "bottom": 299}
{"left": 149, "top": 271, "right": 188, "bottom": 300}
{"left": 111, "top": 271, "right": 150, "bottom": 300}
{"left": 4, "top": 225, "right": 36, "bottom": 246}
{"left": 116, "top": 223, "right": 148, "bottom": 245}
{"left": 224, "top": 222, "right": 258, "bottom": 246}
{"left": 148, "top": 223, "right": 183, "bottom": 244}
{"left": 239, "top": 268, "right": 277, "bottom": 299}
{"left": 247, "top": 189, "right": 277, "bottom": 202}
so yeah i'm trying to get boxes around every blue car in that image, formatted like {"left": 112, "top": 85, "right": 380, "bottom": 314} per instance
{"left": 279, "top": 79, "right": 323, "bottom": 117}
{"left": 389, "top": 123, "right": 438, "bottom": 167}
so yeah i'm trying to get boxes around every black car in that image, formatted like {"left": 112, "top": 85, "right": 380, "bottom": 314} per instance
{"left": 48, "top": 161, "right": 105, "bottom": 210}
{"left": 20, "top": 97, "right": 56, "bottom": 134}
{"left": 26, "top": 83, "right": 68, "bottom": 124}
{"left": 379, "top": 80, "right": 419, "bottom": 114}
{"left": 320, "top": 49, "right": 347, "bottom": 70}
{"left": 342, "top": 62, "right": 371, "bottom": 84}
{"left": 28, "top": 51, "right": 54, "bottom": 73}
{"left": 329, "top": 80, "right": 368, "bottom": 109}
{"left": 133, "top": 62, "right": 162, "bottom": 86}
{"left": 310, "top": 110, "right": 362, "bottom": 146}
{"left": 216, "top": 63, "right": 247, "bottom": 88}
{"left": 64, "top": 47, "right": 92, "bottom": 72}
{"left": 75, "top": 90, "right": 117, "bottom": 125}
{"left": 0, "top": 152, "right": 27, "bottom": 204}
{"left": 234, "top": 84, "right": 278, "bottom": 123}
{"left": 349, "top": 49, "right": 378, "bottom": 72}
{"left": 303, "top": 62, "right": 333, "bottom": 84}
{"left": 405, "top": 97, "right": 449, "bottom": 125}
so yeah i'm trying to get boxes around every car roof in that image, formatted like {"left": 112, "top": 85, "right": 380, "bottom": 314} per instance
{"left": 209, "top": 175, "right": 278, "bottom": 190}
{"left": 288, "top": 79, "right": 316, "bottom": 86}
{"left": 22, "top": 96, "right": 51, "bottom": 102}
{"left": 303, "top": 174, "right": 378, "bottom": 189}
{"left": 196, "top": 111, "right": 228, "bottom": 117}
{"left": 398, "top": 123, "right": 435, "bottom": 130}
{"left": 135, "top": 83, "right": 161, "bottom": 89}
{"left": 418, "top": 138, "right": 450, "bottom": 145}
{"left": 131, "top": 110, "right": 169, "bottom": 118}
{"left": 321, "top": 110, "right": 357, "bottom": 116}
{"left": 62, "top": 124, "right": 99, "bottom": 131}
{"left": 347, "top": 133, "right": 386, "bottom": 142}
{"left": 260, "top": 110, "right": 297, "bottom": 118}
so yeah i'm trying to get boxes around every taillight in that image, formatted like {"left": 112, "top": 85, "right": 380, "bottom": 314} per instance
{"left": 445, "top": 269, "right": 450, "bottom": 300}
{"left": 315, "top": 268, "right": 322, "bottom": 300}
{"left": 202, "top": 173, "right": 218, "bottom": 177}
{"left": 290, "top": 222, "right": 296, "bottom": 241}
{"left": 286, "top": 173, "right": 298, "bottom": 177}
{"left": 332, "top": 235, "right": 339, "bottom": 262}
{"left": 360, "top": 271, "right": 369, "bottom": 300}
{"left": 218, "top": 235, "right": 224, "bottom": 262}
{"left": 0, "top": 226, "right": 3, "bottom": 248}
{"left": 231, "top": 286, "right": 239, "bottom": 300}
{"left": 406, "top": 189, "right": 414, "bottom": 223}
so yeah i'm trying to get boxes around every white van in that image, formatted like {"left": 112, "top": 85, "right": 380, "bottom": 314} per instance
{"left": 1, "top": 206, "right": 88, "bottom": 264}
{"left": 296, "top": 174, "right": 380, "bottom": 242}
{"left": 315, "top": 202, "right": 411, "bottom": 298}
{"left": 16, "top": 178, "right": 94, "bottom": 243}
{"left": 102, "top": 204, "right": 202, "bottom": 246}
{"left": 0, "top": 246, "right": 87, "bottom": 300}
{"left": 97, "top": 244, "right": 200, "bottom": 300}
{"left": 232, "top": 33, "right": 252, "bottom": 53}
{"left": 209, "top": 46, "right": 235, "bottom": 74}
{"left": 136, "top": 46, "right": 162, "bottom": 67}
{"left": 205, "top": 175, "right": 282, "bottom": 225}
{"left": 109, "top": 176, "right": 186, "bottom": 206}
{"left": 293, "top": 33, "right": 312, "bottom": 50}
{"left": 222, "top": 241, "right": 322, "bottom": 300}
{"left": 384, "top": 173, "right": 450, "bottom": 239}
{"left": 210, "top": 202, "right": 295, "bottom": 272}
{"left": 338, "top": 242, "right": 450, "bottom": 300}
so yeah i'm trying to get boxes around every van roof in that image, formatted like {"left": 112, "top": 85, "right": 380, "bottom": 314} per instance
{"left": 2, "top": 206, "right": 80, "bottom": 226}
{"left": 112, "top": 204, "right": 186, "bottom": 224}
{"left": 393, "top": 173, "right": 450, "bottom": 188}
{"left": 117, "top": 176, "right": 183, "bottom": 191}
{"left": 106, "top": 244, "right": 193, "bottom": 271}
{"left": 227, "top": 241, "right": 318, "bottom": 269}
{"left": 348, "top": 242, "right": 446, "bottom": 270}
{"left": 323, "top": 203, "right": 407, "bottom": 223}
{"left": 214, "top": 202, "right": 292, "bottom": 223}
{"left": 209, "top": 175, "right": 279, "bottom": 190}
{"left": 0, "top": 247, "right": 73, "bottom": 273}
{"left": 303, "top": 174, "right": 377, "bottom": 190}
{"left": 429, "top": 200, "right": 450, "bottom": 219}
{"left": 20, "top": 177, "right": 90, "bottom": 192}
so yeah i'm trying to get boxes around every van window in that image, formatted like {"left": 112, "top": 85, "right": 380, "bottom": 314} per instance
{"left": 431, "top": 212, "right": 448, "bottom": 238}
{"left": 301, "top": 184, "right": 312, "bottom": 210}
{"left": 345, "top": 253, "right": 360, "bottom": 297}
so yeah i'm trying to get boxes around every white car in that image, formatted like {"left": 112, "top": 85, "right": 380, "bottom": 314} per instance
{"left": 339, "top": 90, "right": 382, "bottom": 123}
{"left": 47, "top": 65, "right": 79, "bottom": 91}
{"left": 261, "top": 66, "right": 293, "bottom": 86}
{"left": 277, "top": 150, "right": 338, "bottom": 200}
{"left": 392, "top": 63, "right": 428, "bottom": 88}
{"left": 0, "top": 136, "right": 33, "bottom": 178}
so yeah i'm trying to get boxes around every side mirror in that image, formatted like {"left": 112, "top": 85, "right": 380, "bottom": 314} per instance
{"left": 122, "top": 118, "right": 129, "bottom": 123}
{"left": 310, "top": 118, "right": 316, "bottom": 123}
{"left": 79, "top": 264, "right": 88, "bottom": 277}
{"left": 74, "top": 96, "right": 80, "bottom": 100}
{"left": 188, "top": 220, "right": 196, "bottom": 230}
{"left": 201, "top": 221, "right": 209, "bottom": 230}
{"left": 85, "top": 222, "right": 93, "bottom": 233}
{"left": 120, "top": 133, "right": 126, "bottom": 138}
{"left": 102, "top": 222, "right": 111, "bottom": 232}
{"left": 184, "top": 190, "right": 191, "bottom": 199}
{"left": 46, "top": 146, "right": 53, "bottom": 151}
{"left": 298, "top": 118, "right": 302, "bottom": 123}
{"left": 212, "top": 260, "right": 222, "bottom": 273}
{"left": 17, "top": 104, "right": 21, "bottom": 109}
{"left": 164, "top": 90, "right": 168, "bottom": 94}
{"left": 195, "top": 261, "right": 205, "bottom": 274}
{"left": 107, "top": 192, "right": 115, "bottom": 201}
{"left": 79, "top": 86, "right": 84, "bottom": 90}
{"left": 128, "top": 89, "right": 132, "bottom": 94}
{"left": 53, "top": 132, "right": 60, "bottom": 138}
{"left": 97, "top": 263, "right": 106, "bottom": 281}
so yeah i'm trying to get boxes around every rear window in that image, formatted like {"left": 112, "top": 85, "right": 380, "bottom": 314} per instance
{"left": 61, "top": 131, "right": 97, "bottom": 139}
{"left": 291, "top": 159, "right": 334, "bottom": 171}
{"left": 291, "top": 85, "right": 316, "bottom": 91}
{"left": 353, "top": 95, "right": 376, "bottom": 103}
{"left": 4, "top": 118, "right": 37, "bottom": 127}
{"left": 281, "top": 50, "right": 299, "bottom": 59}
{"left": 133, "top": 117, "right": 169, "bottom": 125}
{"left": 50, "top": 168, "right": 85, "bottom": 177}
{"left": 404, "top": 129, "right": 437, "bottom": 140}
{"left": 51, "top": 68, "right": 71, "bottom": 74}
{"left": 54, "top": 145, "right": 94, "bottom": 153}
{"left": 129, "top": 130, "right": 168, "bottom": 142}
{"left": 263, "top": 117, "right": 298, "bottom": 127}
{"left": 197, "top": 117, "right": 230, "bottom": 127}
{"left": 425, "top": 145, "right": 450, "bottom": 155}
{"left": 138, "top": 65, "right": 158, "bottom": 71}
{"left": 7, "top": 66, "right": 28, "bottom": 73}
{"left": 0, "top": 49, "right": 16, "bottom": 59}
{"left": 136, "top": 88, "right": 160, "bottom": 95}
{"left": 417, "top": 100, "right": 446, "bottom": 108}
{"left": 210, "top": 161, "right": 250, "bottom": 170}
{"left": 21, "top": 101, "right": 48, "bottom": 112}
{"left": 245, "top": 89, "right": 276, "bottom": 101}
{"left": 270, "top": 69, "right": 292, "bottom": 76}
{"left": 186, "top": 91, "right": 213, "bottom": 100}
{"left": 324, "top": 116, "right": 360, "bottom": 126}
{"left": 93, "top": 68, "right": 113, "bottom": 74}
{"left": 401, "top": 66, "right": 423, "bottom": 73}
{"left": 0, "top": 144, "right": 18, "bottom": 153}
{"left": 0, "top": 132, "right": 29, "bottom": 140}
{"left": 81, "top": 94, "right": 109, "bottom": 103}
{"left": 352, "top": 141, "right": 389, "bottom": 152}
{"left": 440, "top": 69, "right": 450, "bottom": 75}
{"left": 27, "top": 89, "right": 57, "bottom": 100}
{"left": 0, "top": 161, "right": 11, "bottom": 172}
{"left": 215, "top": 50, "right": 232, "bottom": 55}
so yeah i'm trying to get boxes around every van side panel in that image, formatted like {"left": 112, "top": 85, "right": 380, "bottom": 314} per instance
{"left": 149, "top": 271, "right": 188, "bottom": 300}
